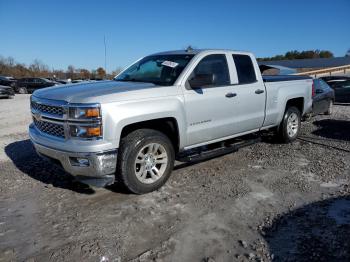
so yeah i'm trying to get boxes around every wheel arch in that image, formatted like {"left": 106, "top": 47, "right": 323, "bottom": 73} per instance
{"left": 119, "top": 117, "right": 181, "bottom": 153}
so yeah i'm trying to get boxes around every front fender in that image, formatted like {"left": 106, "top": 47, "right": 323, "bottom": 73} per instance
{"left": 101, "top": 96, "right": 187, "bottom": 149}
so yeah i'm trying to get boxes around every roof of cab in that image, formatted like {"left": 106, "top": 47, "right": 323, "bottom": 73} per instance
{"left": 151, "top": 49, "right": 251, "bottom": 56}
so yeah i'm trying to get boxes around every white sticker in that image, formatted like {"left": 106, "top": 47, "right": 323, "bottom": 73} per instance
{"left": 161, "top": 61, "right": 179, "bottom": 68}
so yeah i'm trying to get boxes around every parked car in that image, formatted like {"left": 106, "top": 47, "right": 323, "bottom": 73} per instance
{"left": 15, "top": 78, "right": 59, "bottom": 94}
{"left": 71, "top": 79, "right": 86, "bottom": 83}
{"left": 29, "top": 49, "right": 313, "bottom": 194}
{"left": 0, "top": 85, "right": 15, "bottom": 98}
{"left": 311, "top": 79, "right": 335, "bottom": 115}
{"left": 45, "top": 78, "right": 69, "bottom": 85}
{"left": 55, "top": 79, "right": 69, "bottom": 84}
{"left": 320, "top": 76, "right": 350, "bottom": 103}
{"left": 0, "top": 76, "right": 17, "bottom": 87}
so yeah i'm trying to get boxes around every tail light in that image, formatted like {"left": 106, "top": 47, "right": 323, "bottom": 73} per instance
{"left": 312, "top": 82, "right": 315, "bottom": 97}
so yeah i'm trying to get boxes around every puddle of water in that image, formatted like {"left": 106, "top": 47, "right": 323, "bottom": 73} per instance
{"left": 327, "top": 199, "right": 350, "bottom": 225}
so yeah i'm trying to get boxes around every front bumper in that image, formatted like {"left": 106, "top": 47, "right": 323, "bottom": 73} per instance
{"left": 31, "top": 139, "right": 118, "bottom": 187}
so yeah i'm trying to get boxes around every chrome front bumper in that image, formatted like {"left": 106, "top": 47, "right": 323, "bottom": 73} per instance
{"left": 31, "top": 141, "right": 118, "bottom": 187}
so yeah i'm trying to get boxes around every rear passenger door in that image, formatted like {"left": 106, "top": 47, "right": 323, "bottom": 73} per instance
{"left": 19, "top": 78, "right": 28, "bottom": 88}
{"left": 228, "top": 54, "right": 266, "bottom": 133}
{"left": 26, "top": 79, "right": 35, "bottom": 92}
{"left": 334, "top": 80, "right": 350, "bottom": 103}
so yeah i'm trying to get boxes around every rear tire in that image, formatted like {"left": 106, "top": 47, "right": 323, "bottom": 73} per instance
{"left": 17, "top": 87, "right": 28, "bottom": 94}
{"left": 117, "top": 129, "right": 175, "bottom": 194}
{"left": 276, "top": 106, "right": 301, "bottom": 143}
{"left": 325, "top": 100, "right": 333, "bottom": 115}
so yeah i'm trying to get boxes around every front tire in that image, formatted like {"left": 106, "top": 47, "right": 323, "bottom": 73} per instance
{"left": 117, "top": 129, "right": 175, "bottom": 194}
{"left": 276, "top": 106, "right": 301, "bottom": 143}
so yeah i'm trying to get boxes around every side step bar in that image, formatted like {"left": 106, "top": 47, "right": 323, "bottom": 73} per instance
{"left": 177, "top": 137, "right": 261, "bottom": 163}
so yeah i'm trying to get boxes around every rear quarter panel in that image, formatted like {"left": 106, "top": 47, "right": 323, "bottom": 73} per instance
{"left": 264, "top": 79, "right": 313, "bottom": 126}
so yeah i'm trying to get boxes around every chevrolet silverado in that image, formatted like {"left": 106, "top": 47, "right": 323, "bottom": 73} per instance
{"left": 29, "top": 49, "right": 313, "bottom": 194}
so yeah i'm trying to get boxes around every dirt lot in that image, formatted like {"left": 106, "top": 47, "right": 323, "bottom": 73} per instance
{"left": 0, "top": 95, "right": 349, "bottom": 262}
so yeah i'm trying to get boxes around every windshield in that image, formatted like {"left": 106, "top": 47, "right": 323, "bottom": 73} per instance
{"left": 114, "top": 54, "right": 194, "bottom": 86}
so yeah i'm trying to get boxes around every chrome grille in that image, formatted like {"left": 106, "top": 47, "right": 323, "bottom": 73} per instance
{"left": 33, "top": 118, "right": 65, "bottom": 138}
{"left": 31, "top": 101, "right": 64, "bottom": 116}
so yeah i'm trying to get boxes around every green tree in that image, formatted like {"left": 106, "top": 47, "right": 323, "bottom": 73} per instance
{"left": 258, "top": 49, "right": 334, "bottom": 61}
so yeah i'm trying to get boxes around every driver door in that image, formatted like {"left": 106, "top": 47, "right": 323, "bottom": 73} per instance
{"left": 183, "top": 54, "right": 239, "bottom": 147}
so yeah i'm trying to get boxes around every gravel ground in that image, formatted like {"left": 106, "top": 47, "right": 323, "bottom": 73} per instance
{"left": 0, "top": 95, "right": 349, "bottom": 262}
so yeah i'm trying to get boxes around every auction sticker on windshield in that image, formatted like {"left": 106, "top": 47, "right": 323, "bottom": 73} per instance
{"left": 161, "top": 61, "right": 179, "bottom": 68}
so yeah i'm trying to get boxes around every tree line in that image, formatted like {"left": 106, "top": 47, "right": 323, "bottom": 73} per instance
{"left": 257, "top": 50, "right": 334, "bottom": 61}
{"left": 0, "top": 56, "right": 122, "bottom": 80}
{"left": 1, "top": 49, "right": 339, "bottom": 79}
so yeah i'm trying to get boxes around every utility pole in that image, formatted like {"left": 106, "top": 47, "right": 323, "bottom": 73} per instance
{"left": 104, "top": 35, "right": 107, "bottom": 77}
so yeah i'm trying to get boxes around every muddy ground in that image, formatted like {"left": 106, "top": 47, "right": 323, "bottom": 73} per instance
{"left": 0, "top": 95, "right": 349, "bottom": 262}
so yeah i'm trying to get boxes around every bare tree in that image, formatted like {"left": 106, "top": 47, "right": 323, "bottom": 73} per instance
{"left": 67, "top": 65, "right": 75, "bottom": 79}
{"left": 78, "top": 69, "right": 91, "bottom": 80}
{"left": 96, "top": 67, "right": 106, "bottom": 79}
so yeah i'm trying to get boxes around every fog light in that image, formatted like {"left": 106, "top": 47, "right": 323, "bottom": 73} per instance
{"left": 96, "top": 153, "right": 117, "bottom": 174}
{"left": 70, "top": 157, "right": 90, "bottom": 167}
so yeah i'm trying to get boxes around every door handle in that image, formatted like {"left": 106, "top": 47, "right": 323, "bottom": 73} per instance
{"left": 225, "top": 92, "right": 237, "bottom": 98}
{"left": 255, "top": 89, "right": 264, "bottom": 94}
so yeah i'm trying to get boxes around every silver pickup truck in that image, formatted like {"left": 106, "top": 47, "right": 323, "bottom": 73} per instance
{"left": 29, "top": 49, "right": 312, "bottom": 194}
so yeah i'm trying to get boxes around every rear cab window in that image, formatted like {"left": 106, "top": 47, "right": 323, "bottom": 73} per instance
{"left": 232, "top": 54, "right": 257, "bottom": 84}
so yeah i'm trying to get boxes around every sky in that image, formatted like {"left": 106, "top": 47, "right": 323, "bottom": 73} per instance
{"left": 0, "top": 0, "right": 349, "bottom": 72}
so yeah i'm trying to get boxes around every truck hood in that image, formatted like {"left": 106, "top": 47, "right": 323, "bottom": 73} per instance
{"left": 33, "top": 80, "right": 177, "bottom": 104}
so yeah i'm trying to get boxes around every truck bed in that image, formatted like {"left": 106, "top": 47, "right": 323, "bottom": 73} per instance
{"left": 262, "top": 75, "right": 312, "bottom": 82}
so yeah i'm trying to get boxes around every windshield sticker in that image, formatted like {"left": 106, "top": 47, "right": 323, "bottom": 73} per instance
{"left": 161, "top": 61, "right": 179, "bottom": 68}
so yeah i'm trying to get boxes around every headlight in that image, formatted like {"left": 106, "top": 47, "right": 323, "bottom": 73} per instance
{"left": 69, "top": 106, "right": 101, "bottom": 119}
{"left": 70, "top": 125, "right": 102, "bottom": 139}
{"left": 68, "top": 104, "right": 102, "bottom": 139}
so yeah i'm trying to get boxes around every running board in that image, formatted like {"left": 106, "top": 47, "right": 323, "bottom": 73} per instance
{"left": 177, "top": 137, "right": 261, "bottom": 163}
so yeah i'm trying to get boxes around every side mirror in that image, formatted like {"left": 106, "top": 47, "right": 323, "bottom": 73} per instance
{"left": 315, "top": 89, "right": 323, "bottom": 94}
{"left": 189, "top": 74, "right": 214, "bottom": 89}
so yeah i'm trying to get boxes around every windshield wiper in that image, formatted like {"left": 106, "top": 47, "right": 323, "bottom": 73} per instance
{"left": 115, "top": 78, "right": 143, "bottom": 82}
{"left": 114, "top": 78, "right": 160, "bottom": 85}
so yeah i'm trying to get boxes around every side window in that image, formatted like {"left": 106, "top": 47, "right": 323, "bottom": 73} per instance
{"left": 189, "top": 54, "right": 230, "bottom": 88}
{"left": 232, "top": 54, "right": 257, "bottom": 84}
{"left": 314, "top": 79, "right": 322, "bottom": 91}
{"left": 343, "top": 80, "right": 350, "bottom": 88}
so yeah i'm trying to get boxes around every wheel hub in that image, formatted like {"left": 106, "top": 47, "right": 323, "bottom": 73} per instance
{"left": 144, "top": 154, "right": 156, "bottom": 171}
{"left": 287, "top": 112, "right": 299, "bottom": 137}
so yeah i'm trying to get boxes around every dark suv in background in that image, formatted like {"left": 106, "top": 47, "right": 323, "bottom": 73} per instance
{"left": 15, "top": 77, "right": 59, "bottom": 94}
{"left": 0, "top": 76, "right": 17, "bottom": 87}
{"left": 321, "top": 76, "right": 350, "bottom": 103}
